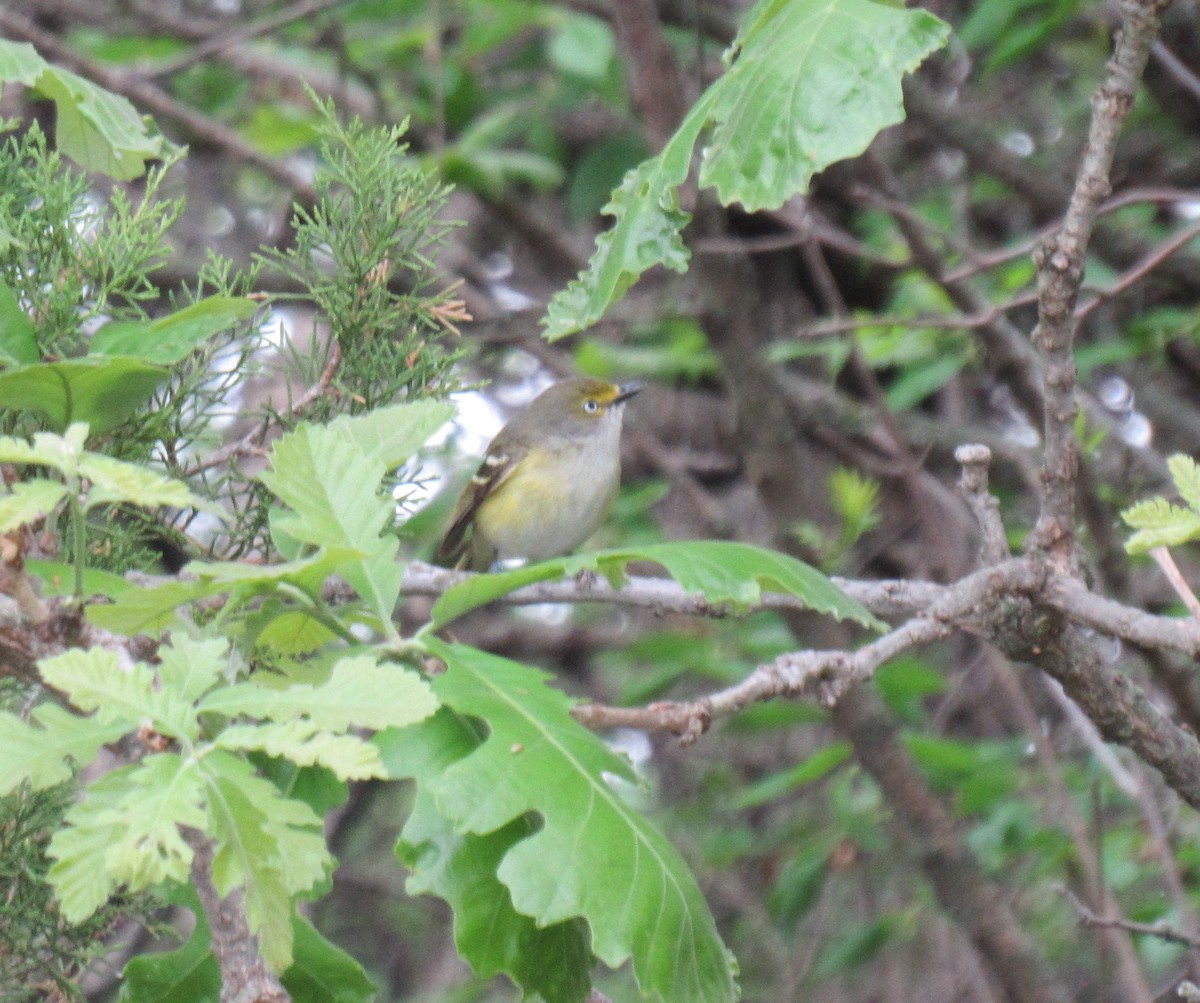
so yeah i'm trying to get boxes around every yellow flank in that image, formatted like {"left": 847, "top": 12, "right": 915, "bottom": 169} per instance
{"left": 472, "top": 443, "right": 618, "bottom": 564}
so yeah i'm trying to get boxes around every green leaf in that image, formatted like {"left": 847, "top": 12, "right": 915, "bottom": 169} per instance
{"left": 0, "top": 356, "right": 168, "bottom": 433}
{"left": 0, "top": 478, "right": 67, "bottom": 531}
{"left": 198, "top": 654, "right": 438, "bottom": 732}
{"left": 700, "top": 0, "right": 949, "bottom": 210}
{"left": 396, "top": 639, "right": 740, "bottom": 1003}
{"left": 85, "top": 578, "right": 217, "bottom": 635}
{"left": 542, "top": 104, "right": 706, "bottom": 340}
{"left": 47, "top": 765, "right": 135, "bottom": 920}
{"left": 0, "top": 703, "right": 127, "bottom": 794}
{"left": 0, "top": 423, "right": 88, "bottom": 473}
{"left": 0, "top": 280, "right": 38, "bottom": 366}
{"left": 38, "top": 647, "right": 199, "bottom": 741}
{"left": 157, "top": 636, "right": 228, "bottom": 705}
{"left": 260, "top": 422, "right": 403, "bottom": 622}
{"left": 384, "top": 713, "right": 592, "bottom": 1003}
{"left": 283, "top": 914, "right": 379, "bottom": 1003}
{"left": 79, "top": 452, "right": 211, "bottom": 511}
{"left": 542, "top": 0, "right": 948, "bottom": 339}
{"left": 27, "top": 559, "right": 132, "bottom": 599}
{"left": 202, "top": 751, "right": 331, "bottom": 971}
{"left": 431, "top": 540, "right": 884, "bottom": 631}
{"left": 89, "top": 296, "right": 258, "bottom": 364}
{"left": 215, "top": 720, "right": 386, "bottom": 781}
{"left": 261, "top": 423, "right": 389, "bottom": 547}
{"left": 99, "top": 753, "right": 206, "bottom": 889}
{"left": 1122, "top": 497, "right": 1200, "bottom": 553}
{"left": 548, "top": 11, "right": 615, "bottom": 80}
{"left": 325, "top": 399, "right": 454, "bottom": 469}
{"left": 0, "top": 39, "right": 171, "bottom": 179}
{"left": 1169, "top": 453, "right": 1200, "bottom": 512}
{"left": 118, "top": 885, "right": 220, "bottom": 1003}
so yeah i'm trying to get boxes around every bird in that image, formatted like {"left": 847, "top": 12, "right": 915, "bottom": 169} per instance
{"left": 437, "top": 376, "right": 641, "bottom": 571}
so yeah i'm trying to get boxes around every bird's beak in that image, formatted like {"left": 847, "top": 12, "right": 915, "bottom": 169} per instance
{"left": 614, "top": 382, "right": 643, "bottom": 405}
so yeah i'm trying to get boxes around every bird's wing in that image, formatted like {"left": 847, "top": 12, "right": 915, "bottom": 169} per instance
{"left": 436, "top": 447, "right": 519, "bottom": 566}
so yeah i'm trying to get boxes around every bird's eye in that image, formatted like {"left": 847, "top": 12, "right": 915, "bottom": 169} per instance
{"left": 583, "top": 399, "right": 600, "bottom": 414}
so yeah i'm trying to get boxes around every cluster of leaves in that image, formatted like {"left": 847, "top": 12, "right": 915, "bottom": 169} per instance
{"left": 1, "top": 395, "right": 884, "bottom": 1002}
{"left": 1123, "top": 455, "right": 1200, "bottom": 553}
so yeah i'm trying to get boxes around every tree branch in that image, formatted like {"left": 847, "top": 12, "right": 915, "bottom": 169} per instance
{"left": 1031, "top": 0, "right": 1171, "bottom": 566}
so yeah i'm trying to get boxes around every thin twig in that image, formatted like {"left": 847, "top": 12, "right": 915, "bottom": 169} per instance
{"left": 1061, "top": 886, "right": 1200, "bottom": 948}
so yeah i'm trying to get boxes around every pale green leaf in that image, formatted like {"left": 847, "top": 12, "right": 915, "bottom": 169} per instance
{"left": 198, "top": 654, "right": 438, "bottom": 732}
{"left": 157, "top": 636, "right": 229, "bottom": 705}
{"left": 47, "top": 766, "right": 135, "bottom": 920}
{"left": 380, "top": 716, "right": 594, "bottom": 1003}
{"left": 326, "top": 399, "right": 455, "bottom": 469}
{"left": 0, "top": 478, "right": 67, "bottom": 531}
{"left": 215, "top": 720, "right": 386, "bottom": 780}
{"left": 0, "top": 424, "right": 87, "bottom": 473}
{"left": 431, "top": 540, "right": 883, "bottom": 630}
{"left": 79, "top": 453, "right": 212, "bottom": 511}
{"left": 395, "top": 640, "right": 739, "bottom": 1003}
{"left": 27, "top": 559, "right": 131, "bottom": 599}
{"left": 1123, "top": 497, "right": 1200, "bottom": 553}
{"left": 202, "top": 751, "right": 331, "bottom": 970}
{"left": 1169, "top": 453, "right": 1200, "bottom": 513}
{"left": 259, "top": 422, "right": 403, "bottom": 621}
{"left": 260, "top": 424, "right": 389, "bottom": 547}
{"left": 0, "top": 703, "right": 127, "bottom": 794}
{"left": 99, "top": 753, "right": 206, "bottom": 889}
{"left": 38, "top": 648, "right": 199, "bottom": 741}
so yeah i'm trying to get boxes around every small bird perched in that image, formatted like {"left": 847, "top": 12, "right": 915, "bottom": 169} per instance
{"left": 437, "top": 376, "right": 641, "bottom": 571}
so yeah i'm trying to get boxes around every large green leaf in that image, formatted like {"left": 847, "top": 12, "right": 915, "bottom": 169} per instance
{"left": 0, "top": 356, "right": 168, "bottom": 433}
{"left": 542, "top": 0, "right": 949, "bottom": 339}
{"left": 430, "top": 540, "right": 884, "bottom": 630}
{"left": 392, "top": 639, "right": 739, "bottom": 1003}
{"left": 380, "top": 715, "right": 594, "bottom": 1003}
{"left": 89, "top": 296, "right": 259, "bottom": 364}
{"left": 0, "top": 39, "right": 172, "bottom": 179}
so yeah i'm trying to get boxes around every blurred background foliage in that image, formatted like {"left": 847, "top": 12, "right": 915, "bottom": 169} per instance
{"left": 4, "top": 0, "right": 1200, "bottom": 1000}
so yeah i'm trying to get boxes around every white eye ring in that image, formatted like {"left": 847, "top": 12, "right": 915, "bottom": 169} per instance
{"left": 583, "top": 399, "right": 600, "bottom": 414}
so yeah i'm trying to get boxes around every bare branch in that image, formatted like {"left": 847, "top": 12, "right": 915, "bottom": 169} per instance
{"left": 1031, "top": 0, "right": 1170, "bottom": 567}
